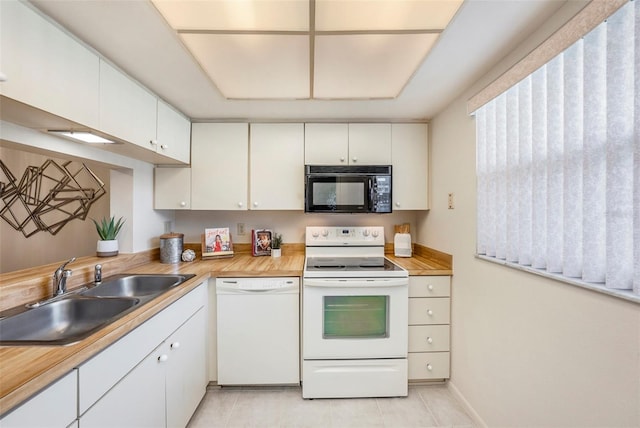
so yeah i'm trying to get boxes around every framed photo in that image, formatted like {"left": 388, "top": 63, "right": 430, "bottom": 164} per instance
{"left": 202, "top": 227, "right": 234, "bottom": 258}
{"left": 252, "top": 229, "right": 272, "bottom": 256}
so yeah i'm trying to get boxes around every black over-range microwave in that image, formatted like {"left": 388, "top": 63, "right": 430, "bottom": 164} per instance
{"left": 304, "top": 165, "right": 392, "bottom": 213}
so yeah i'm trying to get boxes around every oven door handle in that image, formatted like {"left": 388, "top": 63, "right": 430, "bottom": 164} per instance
{"left": 303, "top": 278, "right": 407, "bottom": 288}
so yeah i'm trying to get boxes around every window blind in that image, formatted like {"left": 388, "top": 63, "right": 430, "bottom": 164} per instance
{"left": 475, "top": 0, "right": 639, "bottom": 297}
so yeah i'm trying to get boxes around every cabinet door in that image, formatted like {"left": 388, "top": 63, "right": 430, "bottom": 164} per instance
{"left": 80, "top": 346, "right": 166, "bottom": 428}
{"left": 156, "top": 100, "right": 191, "bottom": 163}
{"left": 0, "top": 1, "right": 99, "bottom": 128}
{"left": 348, "top": 124, "right": 391, "bottom": 165}
{"left": 249, "top": 123, "right": 304, "bottom": 210}
{"left": 0, "top": 370, "right": 77, "bottom": 428}
{"left": 166, "top": 308, "right": 207, "bottom": 428}
{"left": 155, "top": 167, "right": 191, "bottom": 210}
{"left": 99, "top": 60, "right": 157, "bottom": 150}
{"left": 191, "top": 123, "right": 248, "bottom": 210}
{"left": 392, "top": 124, "right": 429, "bottom": 210}
{"left": 304, "top": 123, "right": 349, "bottom": 165}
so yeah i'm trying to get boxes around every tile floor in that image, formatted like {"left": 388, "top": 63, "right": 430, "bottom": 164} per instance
{"left": 187, "top": 384, "right": 475, "bottom": 428}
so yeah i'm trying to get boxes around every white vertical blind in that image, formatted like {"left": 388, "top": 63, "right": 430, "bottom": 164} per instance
{"left": 475, "top": 0, "right": 639, "bottom": 296}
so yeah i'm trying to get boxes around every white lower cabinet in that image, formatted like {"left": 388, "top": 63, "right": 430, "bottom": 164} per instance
{"left": 0, "top": 370, "right": 78, "bottom": 428}
{"left": 408, "top": 276, "right": 451, "bottom": 381}
{"left": 165, "top": 308, "right": 207, "bottom": 428}
{"left": 79, "top": 344, "right": 166, "bottom": 428}
{"left": 78, "top": 282, "right": 207, "bottom": 428}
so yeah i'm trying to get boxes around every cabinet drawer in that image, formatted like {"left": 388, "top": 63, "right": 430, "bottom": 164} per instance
{"left": 408, "top": 325, "right": 450, "bottom": 352}
{"left": 409, "top": 276, "right": 450, "bottom": 297}
{"left": 408, "top": 297, "right": 450, "bottom": 325}
{"left": 408, "top": 352, "right": 450, "bottom": 380}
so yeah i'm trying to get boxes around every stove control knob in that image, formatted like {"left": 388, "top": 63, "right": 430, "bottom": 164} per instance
{"left": 362, "top": 229, "right": 370, "bottom": 237}
{"left": 372, "top": 230, "right": 380, "bottom": 238}
{"left": 321, "top": 229, "right": 329, "bottom": 237}
{"left": 312, "top": 231, "right": 319, "bottom": 238}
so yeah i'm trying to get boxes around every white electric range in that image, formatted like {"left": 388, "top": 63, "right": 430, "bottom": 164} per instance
{"left": 302, "top": 226, "right": 409, "bottom": 399}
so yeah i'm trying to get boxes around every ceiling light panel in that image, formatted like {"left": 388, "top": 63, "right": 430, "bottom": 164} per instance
{"left": 180, "top": 33, "right": 310, "bottom": 99}
{"left": 314, "top": 33, "right": 439, "bottom": 99}
{"left": 315, "top": 0, "right": 463, "bottom": 31}
{"left": 152, "top": 0, "right": 309, "bottom": 31}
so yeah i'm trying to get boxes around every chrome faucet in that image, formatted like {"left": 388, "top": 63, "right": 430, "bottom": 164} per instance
{"left": 53, "top": 257, "right": 76, "bottom": 296}
{"left": 94, "top": 264, "right": 102, "bottom": 284}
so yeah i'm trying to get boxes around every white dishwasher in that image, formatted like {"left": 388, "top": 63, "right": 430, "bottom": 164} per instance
{"left": 216, "top": 277, "right": 300, "bottom": 385}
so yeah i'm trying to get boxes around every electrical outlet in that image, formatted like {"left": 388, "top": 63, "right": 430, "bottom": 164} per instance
{"left": 237, "top": 223, "right": 246, "bottom": 235}
{"left": 448, "top": 193, "right": 455, "bottom": 209}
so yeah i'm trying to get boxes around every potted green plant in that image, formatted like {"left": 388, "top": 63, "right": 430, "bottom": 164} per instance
{"left": 271, "top": 232, "right": 282, "bottom": 258}
{"left": 92, "top": 216, "right": 125, "bottom": 257}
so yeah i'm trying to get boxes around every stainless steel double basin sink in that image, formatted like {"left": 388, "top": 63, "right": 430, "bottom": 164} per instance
{"left": 0, "top": 274, "right": 195, "bottom": 346}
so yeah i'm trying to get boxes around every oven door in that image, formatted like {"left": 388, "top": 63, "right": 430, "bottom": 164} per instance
{"left": 302, "top": 278, "right": 408, "bottom": 359}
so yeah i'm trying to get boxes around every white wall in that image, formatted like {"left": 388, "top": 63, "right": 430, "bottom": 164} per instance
{"left": 174, "top": 210, "right": 421, "bottom": 246}
{"left": 420, "top": 1, "right": 640, "bottom": 423}
{"left": 421, "top": 95, "right": 640, "bottom": 427}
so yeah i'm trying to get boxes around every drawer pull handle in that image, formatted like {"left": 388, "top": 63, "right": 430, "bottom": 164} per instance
{"left": 426, "top": 363, "right": 433, "bottom": 371}
{"left": 427, "top": 284, "right": 434, "bottom": 291}
{"left": 171, "top": 341, "right": 180, "bottom": 350}
{"left": 426, "top": 337, "right": 433, "bottom": 344}
{"left": 427, "top": 309, "right": 434, "bottom": 316}
{"left": 158, "top": 354, "right": 168, "bottom": 363}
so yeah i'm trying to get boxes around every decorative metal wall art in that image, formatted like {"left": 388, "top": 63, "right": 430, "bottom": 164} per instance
{"left": 0, "top": 159, "right": 106, "bottom": 237}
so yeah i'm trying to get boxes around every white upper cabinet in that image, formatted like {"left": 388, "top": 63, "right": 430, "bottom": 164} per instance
{"left": 250, "top": 123, "right": 305, "bottom": 210}
{"left": 348, "top": 123, "right": 392, "bottom": 165}
{"left": 304, "top": 123, "right": 349, "bottom": 165}
{"left": 99, "top": 61, "right": 190, "bottom": 164}
{"left": 156, "top": 100, "right": 191, "bottom": 164}
{"left": 99, "top": 60, "right": 157, "bottom": 151}
{"left": 392, "top": 123, "right": 429, "bottom": 210}
{"left": 191, "top": 123, "right": 249, "bottom": 210}
{"left": 304, "top": 123, "right": 391, "bottom": 165}
{"left": 0, "top": 0, "right": 99, "bottom": 129}
{"left": 154, "top": 167, "right": 191, "bottom": 210}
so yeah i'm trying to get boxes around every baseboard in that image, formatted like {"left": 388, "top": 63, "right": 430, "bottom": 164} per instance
{"left": 447, "top": 380, "right": 488, "bottom": 428}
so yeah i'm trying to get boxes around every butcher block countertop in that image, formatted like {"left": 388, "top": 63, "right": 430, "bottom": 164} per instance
{"left": 0, "top": 243, "right": 451, "bottom": 416}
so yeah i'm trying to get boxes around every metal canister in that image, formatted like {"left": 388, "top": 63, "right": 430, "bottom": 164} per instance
{"left": 160, "top": 232, "right": 184, "bottom": 264}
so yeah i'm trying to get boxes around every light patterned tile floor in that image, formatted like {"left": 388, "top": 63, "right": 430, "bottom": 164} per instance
{"left": 187, "top": 384, "right": 475, "bottom": 428}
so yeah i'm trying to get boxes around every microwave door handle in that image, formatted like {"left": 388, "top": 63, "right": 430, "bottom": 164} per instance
{"left": 368, "top": 179, "right": 374, "bottom": 211}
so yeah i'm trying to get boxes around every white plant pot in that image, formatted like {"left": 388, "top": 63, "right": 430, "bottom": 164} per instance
{"left": 97, "top": 239, "right": 119, "bottom": 257}
{"left": 271, "top": 248, "right": 281, "bottom": 258}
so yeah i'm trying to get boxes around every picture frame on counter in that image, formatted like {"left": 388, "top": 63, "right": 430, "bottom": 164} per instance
{"left": 252, "top": 229, "right": 272, "bottom": 256}
{"left": 202, "top": 227, "right": 234, "bottom": 259}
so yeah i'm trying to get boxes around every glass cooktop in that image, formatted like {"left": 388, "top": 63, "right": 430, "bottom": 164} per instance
{"left": 304, "top": 256, "right": 407, "bottom": 278}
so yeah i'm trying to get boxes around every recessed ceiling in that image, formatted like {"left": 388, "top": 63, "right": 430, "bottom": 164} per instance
{"left": 151, "top": 0, "right": 462, "bottom": 100}
{"left": 27, "top": 0, "right": 573, "bottom": 120}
